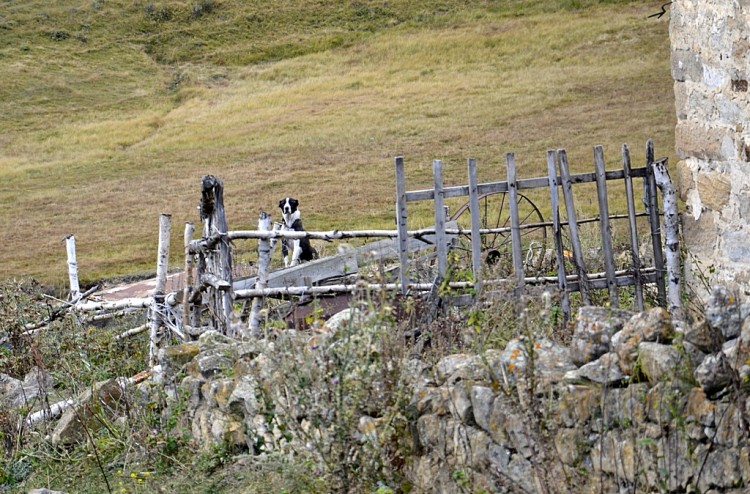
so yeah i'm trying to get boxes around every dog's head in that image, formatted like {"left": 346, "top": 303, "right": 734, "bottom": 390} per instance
{"left": 279, "top": 197, "right": 299, "bottom": 215}
{"left": 278, "top": 197, "right": 300, "bottom": 226}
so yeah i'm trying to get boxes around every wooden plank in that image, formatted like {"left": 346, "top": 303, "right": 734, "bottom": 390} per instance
{"left": 558, "top": 150, "right": 591, "bottom": 304}
{"left": 593, "top": 145, "right": 619, "bottom": 307}
{"left": 468, "top": 158, "right": 483, "bottom": 296}
{"left": 183, "top": 222, "right": 196, "bottom": 328}
{"left": 405, "top": 167, "right": 649, "bottom": 202}
{"left": 395, "top": 156, "right": 410, "bottom": 295}
{"left": 234, "top": 251, "right": 359, "bottom": 292}
{"left": 506, "top": 153, "right": 525, "bottom": 293}
{"left": 433, "top": 159, "right": 448, "bottom": 279}
{"left": 546, "top": 150, "right": 570, "bottom": 322}
{"left": 645, "top": 140, "right": 667, "bottom": 307}
{"left": 622, "top": 144, "right": 644, "bottom": 310}
{"left": 353, "top": 221, "right": 457, "bottom": 265}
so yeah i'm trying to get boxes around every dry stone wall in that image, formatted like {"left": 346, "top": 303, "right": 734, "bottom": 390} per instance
{"left": 671, "top": 0, "right": 750, "bottom": 293}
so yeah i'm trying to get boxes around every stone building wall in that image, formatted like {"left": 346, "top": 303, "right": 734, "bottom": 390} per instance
{"left": 670, "top": 0, "right": 750, "bottom": 294}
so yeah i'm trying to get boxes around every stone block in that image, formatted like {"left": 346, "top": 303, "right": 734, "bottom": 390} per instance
{"left": 675, "top": 121, "right": 737, "bottom": 161}
{"left": 697, "top": 170, "right": 732, "bottom": 212}
{"left": 672, "top": 49, "right": 704, "bottom": 82}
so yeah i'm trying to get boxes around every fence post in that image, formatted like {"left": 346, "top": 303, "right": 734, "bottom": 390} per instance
{"left": 506, "top": 153, "right": 525, "bottom": 296}
{"left": 199, "top": 175, "right": 234, "bottom": 335}
{"left": 395, "top": 157, "right": 410, "bottom": 295}
{"left": 593, "top": 145, "right": 619, "bottom": 307}
{"left": 558, "top": 150, "right": 591, "bottom": 305}
{"left": 248, "top": 211, "right": 272, "bottom": 338}
{"left": 467, "top": 158, "right": 482, "bottom": 297}
{"left": 652, "top": 158, "right": 682, "bottom": 320}
{"left": 150, "top": 213, "right": 171, "bottom": 367}
{"left": 65, "top": 235, "right": 81, "bottom": 302}
{"left": 622, "top": 144, "right": 644, "bottom": 310}
{"left": 546, "top": 150, "right": 570, "bottom": 322}
{"left": 645, "top": 140, "right": 667, "bottom": 307}
{"left": 433, "top": 159, "right": 448, "bottom": 280}
{"left": 183, "top": 222, "right": 195, "bottom": 328}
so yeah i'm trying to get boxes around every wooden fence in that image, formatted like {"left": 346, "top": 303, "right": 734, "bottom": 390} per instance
{"left": 65, "top": 140, "right": 680, "bottom": 359}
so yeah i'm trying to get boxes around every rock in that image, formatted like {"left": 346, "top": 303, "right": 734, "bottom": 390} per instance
{"left": 554, "top": 428, "right": 585, "bottom": 466}
{"left": 558, "top": 385, "right": 600, "bottom": 428}
{"left": 435, "top": 354, "right": 487, "bottom": 385}
{"left": 51, "top": 379, "right": 126, "bottom": 447}
{"left": 447, "top": 383, "right": 473, "bottom": 423}
{"left": 27, "top": 490, "right": 68, "bottom": 494}
{"left": 227, "top": 375, "right": 259, "bottom": 418}
{"left": 685, "top": 387, "right": 716, "bottom": 428}
{"left": 1, "top": 368, "right": 53, "bottom": 409}
{"left": 193, "top": 353, "right": 234, "bottom": 379}
{"left": 497, "top": 337, "right": 576, "bottom": 387}
{"left": 706, "top": 286, "right": 747, "bottom": 340}
{"left": 0, "top": 373, "right": 22, "bottom": 407}
{"left": 638, "top": 342, "right": 681, "bottom": 383}
{"left": 576, "top": 353, "right": 625, "bottom": 385}
{"left": 684, "top": 318, "right": 724, "bottom": 353}
{"left": 695, "top": 353, "right": 734, "bottom": 395}
{"left": 695, "top": 444, "right": 742, "bottom": 492}
{"left": 645, "top": 382, "right": 687, "bottom": 425}
{"left": 160, "top": 342, "right": 200, "bottom": 369}
{"left": 613, "top": 307, "right": 676, "bottom": 376}
{"left": 470, "top": 385, "right": 495, "bottom": 433}
{"left": 570, "top": 306, "right": 634, "bottom": 365}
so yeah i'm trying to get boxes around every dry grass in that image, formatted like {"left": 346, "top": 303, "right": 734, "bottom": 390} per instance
{"left": 0, "top": 0, "right": 674, "bottom": 287}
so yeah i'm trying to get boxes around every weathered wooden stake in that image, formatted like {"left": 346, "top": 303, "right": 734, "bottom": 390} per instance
{"left": 593, "top": 145, "right": 619, "bottom": 307}
{"left": 622, "top": 144, "right": 644, "bottom": 310}
{"left": 433, "top": 159, "right": 447, "bottom": 280}
{"left": 558, "top": 150, "right": 591, "bottom": 305}
{"left": 248, "top": 211, "right": 272, "bottom": 338}
{"left": 395, "top": 157, "right": 410, "bottom": 295}
{"left": 149, "top": 213, "right": 171, "bottom": 367}
{"left": 183, "top": 222, "right": 195, "bottom": 329}
{"left": 652, "top": 158, "right": 682, "bottom": 320}
{"left": 65, "top": 235, "right": 81, "bottom": 301}
{"left": 506, "top": 153, "right": 525, "bottom": 295}
{"left": 467, "top": 158, "right": 482, "bottom": 297}
{"left": 546, "top": 150, "right": 571, "bottom": 322}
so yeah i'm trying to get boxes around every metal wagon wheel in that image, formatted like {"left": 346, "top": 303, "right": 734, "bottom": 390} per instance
{"left": 449, "top": 192, "right": 548, "bottom": 277}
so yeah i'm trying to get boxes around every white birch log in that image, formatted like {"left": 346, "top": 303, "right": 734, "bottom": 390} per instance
{"left": 24, "top": 398, "right": 76, "bottom": 427}
{"left": 150, "top": 213, "right": 171, "bottom": 367}
{"left": 114, "top": 323, "right": 149, "bottom": 341}
{"left": 65, "top": 235, "right": 81, "bottom": 301}
{"left": 652, "top": 159, "right": 682, "bottom": 320}
{"left": 247, "top": 211, "right": 272, "bottom": 338}
{"left": 75, "top": 297, "right": 153, "bottom": 312}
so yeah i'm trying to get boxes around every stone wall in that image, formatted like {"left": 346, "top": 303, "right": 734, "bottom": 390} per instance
{"left": 671, "top": 0, "right": 750, "bottom": 293}
{"left": 146, "top": 289, "right": 750, "bottom": 493}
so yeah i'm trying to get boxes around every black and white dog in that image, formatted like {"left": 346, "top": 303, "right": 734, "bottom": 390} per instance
{"left": 278, "top": 197, "right": 318, "bottom": 267}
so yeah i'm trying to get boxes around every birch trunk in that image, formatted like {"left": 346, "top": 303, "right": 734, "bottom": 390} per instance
{"left": 652, "top": 158, "right": 682, "bottom": 320}
{"left": 65, "top": 235, "right": 80, "bottom": 301}
{"left": 248, "top": 211, "right": 272, "bottom": 338}
{"left": 149, "top": 213, "right": 171, "bottom": 367}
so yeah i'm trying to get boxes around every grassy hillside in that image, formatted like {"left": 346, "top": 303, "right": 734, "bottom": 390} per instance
{"left": 0, "top": 0, "right": 674, "bottom": 287}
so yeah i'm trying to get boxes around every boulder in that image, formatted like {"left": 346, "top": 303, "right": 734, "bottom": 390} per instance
{"left": 51, "top": 379, "right": 126, "bottom": 447}
{"left": 570, "top": 306, "right": 634, "bottom": 365}
{"left": 613, "top": 307, "right": 675, "bottom": 376}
